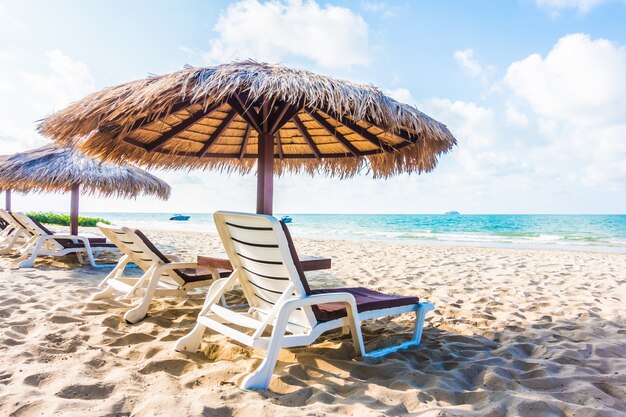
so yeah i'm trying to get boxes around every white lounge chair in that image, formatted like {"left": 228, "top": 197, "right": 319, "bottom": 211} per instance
{"left": 0, "top": 210, "right": 37, "bottom": 255}
{"left": 175, "top": 211, "right": 434, "bottom": 390}
{"left": 0, "top": 209, "right": 12, "bottom": 235}
{"left": 11, "top": 212, "right": 117, "bottom": 268}
{"left": 94, "top": 223, "right": 230, "bottom": 323}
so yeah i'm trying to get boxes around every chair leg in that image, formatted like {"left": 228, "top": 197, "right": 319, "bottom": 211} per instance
{"left": 91, "top": 285, "right": 116, "bottom": 301}
{"left": 76, "top": 251, "right": 86, "bottom": 265}
{"left": 240, "top": 313, "right": 290, "bottom": 390}
{"left": 84, "top": 247, "right": 102, "bottom": 268}
{"left": 96, "top": 255, "right": 129, "bottom": 289}
{"left": 347, "top": 315, "right": 366, "bottom": 357}
{"left": 123, "top": 269, "right": 161, "bottom": 323}
{"left": 410, "top": 302, "right": 434, "bottom": 345}
{"left": 174, "top": 322, "right": 207, "bottom": 352}
{"left": 15, "top": 235, "right": 38, "bottom": 254}
{"left": 120, "top": 267, "right": 154, "bottom": 301}
{"left": 174, "top": 278, "right": 234, "bottom": 352}
{"left": 0, "top": 232, "right": 22, "bottom": 254}
{"left": 17, "top": 238, "right": 44, "bottom": 268}
{"left": 363, "top": 302, "right": 435, "bottom": 358}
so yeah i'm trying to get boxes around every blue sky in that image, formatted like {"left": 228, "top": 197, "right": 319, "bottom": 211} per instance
{"left": 1, "top": 0, "right": 625, "bottom": 214}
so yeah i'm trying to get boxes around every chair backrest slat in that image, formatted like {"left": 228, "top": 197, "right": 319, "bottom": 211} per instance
{"left": 0, "top": 209, "right": 17, "bottom": 231}
{"left": 0, "top": 209, "right": 11, "bottom": 225}
{"left": 98, "top": 223, "right": 184, "bottom": 286}
{"left": 214, "top": 211, "right": 318, "bottom": 329}
{"left": 11, "top": 212, "right": 64, "bottom": 250}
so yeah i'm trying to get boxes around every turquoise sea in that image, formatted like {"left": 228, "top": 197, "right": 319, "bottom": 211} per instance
{"left": 83, "top": 213, "right": 626, "bottom": 253}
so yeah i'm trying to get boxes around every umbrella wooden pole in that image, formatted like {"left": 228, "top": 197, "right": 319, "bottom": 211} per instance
{"left": 5, "top": 190, "right": 11, "bottom": 211}
{"left": 256, "top": 132, "right": 274, "bottom": 215}
{"left": 70, "top": 184, "right": 80, "bottom": 236}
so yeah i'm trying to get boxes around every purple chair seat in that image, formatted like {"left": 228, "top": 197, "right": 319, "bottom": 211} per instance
{"left": 310, "top": 287, "right": 420, "bottom": 322}
{"left": 26, "top": 216, "right": 115, "bottom": 249}
{"left": 57, "top": 238, "right": 116, "bottom": 249}
{"left": 134, "top": 230, "right": 230, "bottom": 283}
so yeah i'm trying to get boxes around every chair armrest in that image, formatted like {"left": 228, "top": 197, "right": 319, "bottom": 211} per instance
{"left": 282, "top": 292, "right": 358, "bottom": 310}
{"left": 42, "top": 233, "right": 78, "bottom": 239}
{"left": 41, "top": 234, "right": 96, "bottom": 248}
{"left": 43, "top": 234, "right": 82, "bottom": 240}
{"left": 197, "top": 255, "right": 232, "bottom": 270}
{"left": 157, "top": 261, "right": 204, "bottom": 271}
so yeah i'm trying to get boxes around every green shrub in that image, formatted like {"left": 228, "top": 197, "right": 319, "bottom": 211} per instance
{"left": 26, "top": 212, "right": 110, "bottom": 227}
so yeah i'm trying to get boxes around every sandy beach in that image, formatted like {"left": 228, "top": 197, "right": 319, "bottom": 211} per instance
{"left": 0, "top": 227, "right": 624, "bottom": 417}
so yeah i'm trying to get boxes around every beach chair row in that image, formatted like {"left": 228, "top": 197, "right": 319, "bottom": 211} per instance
{"left": 0, "top": 209, "right": 117, "bottom": 268}
{"left": 0, "top": 210, "right": 434, "bottom": 390}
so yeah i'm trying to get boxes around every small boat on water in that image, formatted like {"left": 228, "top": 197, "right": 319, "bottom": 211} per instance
{"left": 281, "top": 215, "right": 293, "bottom": 223}
{"left": 170, "top": 214, "right": 190, "bottom": 221}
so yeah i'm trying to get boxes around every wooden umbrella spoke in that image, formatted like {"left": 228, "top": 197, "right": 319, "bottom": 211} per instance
{"left": 270, "top": 104, "right": 302, "bottom": 136}
{"left": 262, "top": 97, "right": 278, "bottom": 132}
{"left": 145, "top": 102, "right": 222, "bottom": 151}
{"left": 268, "top": 102, "right": 289, "bottom": 134}
{"left": 229, "top": 94, "right": 262, "bottom": 133}
{"left": 306, "top": 110, "right": 361, "bottom": 157}
{"left": 293, "top": 114, "right": 321, "bottom": 160}
{"left": 197, "top": 109, "right": 237, "bottom": 157}
{"left": 276, "top": 131, "right": 284, "bottom": 160}
{"left": 356, "top": 115, "right": 420, "bottom": 144}
{"left": 239, "top": 125, "right": 251, "bottom": 160}
{"left": 327, "top": 113, "right": 397, "bottom": 153}
{"left": 98, "top": 101, "right": 194, "bottom": 135}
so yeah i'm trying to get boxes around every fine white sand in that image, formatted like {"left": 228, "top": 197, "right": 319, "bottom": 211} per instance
{"left": 0, "top": 227, "right": 625, "bottom": 416}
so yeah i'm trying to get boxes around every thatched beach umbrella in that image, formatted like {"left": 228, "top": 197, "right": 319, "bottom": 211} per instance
{"left": 39, "top": 61, "right": 456, "bottom": 214}
{"left": 0, "top": 144, "right": 170, "bottom": 235}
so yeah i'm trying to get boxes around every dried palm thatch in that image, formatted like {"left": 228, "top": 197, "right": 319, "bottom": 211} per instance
{"left": 38, "top": 61, "right": 456, "bottom": 178}
{"left": 0, "top": 144, "right": 170, "bottom": 199}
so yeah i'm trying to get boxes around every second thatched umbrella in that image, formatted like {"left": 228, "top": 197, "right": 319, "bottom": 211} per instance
{"left": 39, "top": 61, "right": 457, "bottom": 214}
{"left": 0, "top": 144, "right": 171, "bottom": 235}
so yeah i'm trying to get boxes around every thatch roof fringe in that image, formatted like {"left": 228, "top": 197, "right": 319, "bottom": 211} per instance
{"left": 0, "top": 145, "right": 171, "bottom": 199}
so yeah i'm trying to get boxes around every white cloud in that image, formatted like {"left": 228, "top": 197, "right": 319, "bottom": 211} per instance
{"left": 385, "top": 87, "right": 416, "bottom": 105}
{"left": 202, "top": 0, "right": 370, "bottom": 69}
{"left": 0, "top": 49, "right": 96, "bottom": 153}
{"left": 505, "top": 34, "right": 626, "bottom": 126}
{"left": 502, "top": 34, "right": 626, "bottom": 190}
{"left": 388, "top": 91, "right": 498, "bottom": 151}
{"left": 21, "top": 49, "right": 95, "bottom": 113}
{"left": 534, "top": 121, "right": 626, "bottom": 187}
{"left": 535, "top": 0, "right": 611, "bottom": 13}
{"left": 453, "top": 48, "right": 495, "bottom": 84}
{"left": 0, "top": 2, "right": 23, "bottom": 31}
{"left": 361, "top": 1, "right": 397, "bottom": 17}
{"left": 420, "top": 98, "right": 496, "bottom": 149}
{"left": 0, "top": 117, "right": 42, "bottom": 151}
{"left": 384, "top": 91, "right": 530, "bottom": 181}
{"left": 505, "top": 102, "right": 529, "bottom": 128}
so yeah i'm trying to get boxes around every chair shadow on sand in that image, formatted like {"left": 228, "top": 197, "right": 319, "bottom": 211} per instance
{"left": 137, "top": 283, "right": 626, "bottom": 417}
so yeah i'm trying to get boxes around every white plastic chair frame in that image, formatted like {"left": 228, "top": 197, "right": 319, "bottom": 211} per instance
{"left": 0, "top": 209, "right": 16, "bottom": 239}
{"left": 175, "top": 211, "right": 434, "bottom": 390}
{"left": 94, "top": 223, "right": 221, "bottom": 323}
{"left": 11, "top": 212, "right": 117, "bottom": 268}
{"left": 0, "top": 210, "right": 32, "bottom": 255}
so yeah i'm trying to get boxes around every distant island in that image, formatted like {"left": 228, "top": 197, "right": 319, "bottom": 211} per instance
{"left": 444, "top": 211, "right": 460, "bottom": 215}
